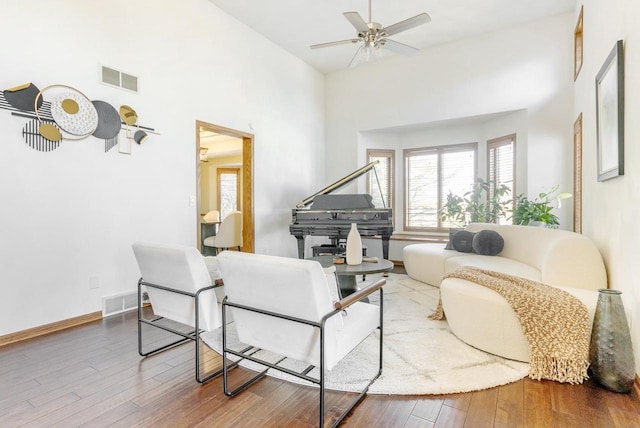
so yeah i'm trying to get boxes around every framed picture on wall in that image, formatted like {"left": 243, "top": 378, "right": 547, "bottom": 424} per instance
{"left": 573, "top": 113, "right": 582, "bottom": 234}
{"left": 574, "top": 6, "right": 583, "bottom": 81}
{"left": 595, "top": 40, "right": 624, "bottom": 182}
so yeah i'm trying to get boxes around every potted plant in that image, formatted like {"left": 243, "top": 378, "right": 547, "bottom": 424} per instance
{"left": 440, "top": 178, "right": 511, "bottom": 227}
{"left": 512, "top": 185, "right": 572, "bottom": 228}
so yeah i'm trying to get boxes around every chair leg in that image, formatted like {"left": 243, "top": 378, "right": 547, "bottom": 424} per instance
{"left": 221, "top": 303, "right": 267, "bottom": 395}
{"left": 195, "top": 329, "right": 225, "bottom": 383}
{"left": 138, "top": 280, "right": 191, "bottom": 357}
{"left": 219, "top": 290, "right": 384, "bottom": 425}
{"left": 138, "top": 280, "right": 226, "bottom": 384}
{"left": 138, "top": 319, "right": 191, "bottom": 357}
{"left": 323, "top": 288, "right": 384, "bottom": 427}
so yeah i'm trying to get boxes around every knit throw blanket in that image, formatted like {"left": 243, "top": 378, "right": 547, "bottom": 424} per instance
{"left": 430, "top": 267, "right": 590, "bottom": 384}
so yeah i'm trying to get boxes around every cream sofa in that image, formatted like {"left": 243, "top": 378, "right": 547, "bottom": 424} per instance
{"left": 403, "top": 223, "right": 608, "bottom": 362}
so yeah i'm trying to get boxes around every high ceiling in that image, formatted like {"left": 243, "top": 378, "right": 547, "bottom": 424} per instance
{"left": 209, "top": 0, "right": 576, "bottom": 74}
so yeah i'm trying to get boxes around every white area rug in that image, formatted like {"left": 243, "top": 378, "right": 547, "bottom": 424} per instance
{"left": 201, "top": 273, "right": 530, "bottom": 395}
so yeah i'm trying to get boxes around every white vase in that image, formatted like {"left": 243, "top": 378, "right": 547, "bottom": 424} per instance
{"left": 346, "top": 223, "right": 362, "bottom": 265}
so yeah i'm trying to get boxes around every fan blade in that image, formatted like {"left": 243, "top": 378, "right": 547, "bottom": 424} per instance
{"left": 310, "top": 39, "right": 360, "bottom": 49}
{"left": 343, "top": 11, "right": 370, "bottom": 33}
{"left": 384, "top": 13, "right": 431, "bottom": 36}
{"left": 381, "top": 39, "right": 419, "bottom": 56}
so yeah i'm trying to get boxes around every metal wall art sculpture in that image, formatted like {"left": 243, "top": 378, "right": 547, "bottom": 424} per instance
{"left": 0, "top": 81, "right": 157, "bottom": 153}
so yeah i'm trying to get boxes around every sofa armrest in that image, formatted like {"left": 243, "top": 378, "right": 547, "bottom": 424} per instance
{"left": 540, "top": 236, "right": 607, "bottom": 290}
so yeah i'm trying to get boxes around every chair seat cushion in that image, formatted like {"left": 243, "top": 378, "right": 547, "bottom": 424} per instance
{"left": 323, "top": 265, "right": 344, "bottom": 330}
{"left": 204, "top": 256, "right": 225, "bottom": 302}
{"left": 332, "top": 301, "right": 380, "bottom": 369}
{"left": 203, "top": 256, "right": 222, "bottom": 280}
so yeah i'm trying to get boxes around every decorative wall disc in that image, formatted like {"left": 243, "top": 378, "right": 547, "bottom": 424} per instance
{"left": 39, "top": 123, "right": 62, "bottom": 142}
{"left": 119, "top": 105, "right": 138, "bottom": 126}
{"left": 92, "top": 100, "right": 121, "bottom": 140}
{"left": 3, "top": 83, "right": 43, "bottom": 112}
{"left": 22, "top": 119, "right": 61, "bottom": 152}
{"left": 104, "top": 136, "right": 118, "bottom": 152}
{"left": 134, "top": 130, "right": 148, "bottom": 144}
{"left": 49, "top": 91, "right": 98, "bottom": 136}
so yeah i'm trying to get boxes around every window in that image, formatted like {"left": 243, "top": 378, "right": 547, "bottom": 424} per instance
{"left": 217, "top": 168, "right": 240, "bottom": 219}
{"left": 366, "top": 149, "right": 394, "bottom": 209}
{"left": 404, "top": 143, "right": 477, "bottom": 231}
{"left": 487, "top": 135, "right": 515, "bottom": 224}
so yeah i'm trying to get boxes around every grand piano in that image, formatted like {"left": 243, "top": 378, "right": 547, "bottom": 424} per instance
{"left": 289, "top": 161, "right": 393, "bottom": 259}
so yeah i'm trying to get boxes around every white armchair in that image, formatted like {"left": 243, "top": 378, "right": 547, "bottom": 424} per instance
{"left": 132, "top": 241, "right": 226, "bottom": 383}
{"left": 203, "top": 211, "right": 242, "bottom": 255}
{"left": 216, "top": 251, "right": 384, "bottom": 427}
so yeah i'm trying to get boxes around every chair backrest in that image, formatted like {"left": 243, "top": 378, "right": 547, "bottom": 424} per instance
{"left": 216, "top": 251, "right": 340, "bottom": 367}
{"left": 203, "top": 210, "right": 220, "bottom": 223}
{"left": 214, "top": 211, "right": 242, "bottom": 248}
{"left": 132, "top": 241, "right": 221, "bottom": 331}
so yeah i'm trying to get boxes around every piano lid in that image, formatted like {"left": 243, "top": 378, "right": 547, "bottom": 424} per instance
{"left": 295, "top": 160, "right": 379, "bottom": 208}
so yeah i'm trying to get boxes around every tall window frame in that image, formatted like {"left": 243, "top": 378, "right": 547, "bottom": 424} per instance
{"left": 217, "top": 167, "right": 240, "bottom": 219}
{"left": 487, "top": 134, "right": 516, "bottom": 224}
{"left": 366, "top": 149, "right": 394, "bottom": 209}
{"left": 404, "top": 143, "right": 477, "bottom": 232}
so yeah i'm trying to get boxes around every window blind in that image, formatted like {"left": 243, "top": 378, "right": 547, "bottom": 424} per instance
{"left": 488, "top": 135, "right": 515, "bottom": 224}
{"left": 367, "top": 150, "right": 394, "bottom": 209}
{"left": 405, "top": 143, "right": 476, "bottom": 230}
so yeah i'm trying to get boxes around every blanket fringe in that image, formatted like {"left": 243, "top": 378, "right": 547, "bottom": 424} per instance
{"left": 428, "top": 298, "right": 445, "bottom": 320}
{"left": 529, "top": 356, "right": 590, "bottom": 384}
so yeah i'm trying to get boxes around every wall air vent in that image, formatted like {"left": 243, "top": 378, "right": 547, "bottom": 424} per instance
{"left": 102, "top": 291, "right": 138, "bottom": 317}
{"left": 100, "top": 65, "right": 139, "bottom": 93}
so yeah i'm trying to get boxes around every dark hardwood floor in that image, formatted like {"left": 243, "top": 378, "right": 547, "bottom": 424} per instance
{"left": 1, "top": 309, "right": 639, "bottom": 428}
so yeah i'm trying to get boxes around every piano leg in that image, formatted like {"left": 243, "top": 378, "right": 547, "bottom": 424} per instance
{"left": 295, "top": 235, "right": 305, "bottom": 259}
{"left": 381, "top": 236, "right": 390, "bottom": 260}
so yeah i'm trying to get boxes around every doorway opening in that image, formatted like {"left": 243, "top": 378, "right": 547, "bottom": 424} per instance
{"left": 196, "top": 120, "right": 254, "bottom": 253}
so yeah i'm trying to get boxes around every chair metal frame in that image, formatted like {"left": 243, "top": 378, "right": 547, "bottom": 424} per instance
{"left": 221, "top": 279, "right": 384, "bottom": 427}
{"left": 138, "top": 277, "right": 239, "bottom": 383}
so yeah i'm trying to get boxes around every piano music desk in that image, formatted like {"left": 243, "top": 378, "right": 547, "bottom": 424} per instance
{"left": 310, "top": 255, "right": 394, "bottom": 299}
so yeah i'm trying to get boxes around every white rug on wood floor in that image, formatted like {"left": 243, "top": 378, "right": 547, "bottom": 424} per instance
{"left": 201, "top": 273, "right": 530, "bottom": 395}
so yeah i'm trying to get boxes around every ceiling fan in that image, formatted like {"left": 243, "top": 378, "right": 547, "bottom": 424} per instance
{"left": 310, "top": 0, "right": 431, "bottom": 68}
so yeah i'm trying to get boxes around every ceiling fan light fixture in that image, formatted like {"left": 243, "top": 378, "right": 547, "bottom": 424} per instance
{"left": 199, "top": 147, "right": 209, "bottom": 162}
{"left": 310, "top": 0, "right": 431, "bottom": 69}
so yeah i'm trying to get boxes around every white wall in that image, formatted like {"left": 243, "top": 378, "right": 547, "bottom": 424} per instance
{"left": 325, "top": 13, "right": 575, "bottom": 231}
{"left": 0, "top": 0, "right": 324, "bottom": 335}
{"left": 574, "top": 0, "right": 640, "bottom": 374}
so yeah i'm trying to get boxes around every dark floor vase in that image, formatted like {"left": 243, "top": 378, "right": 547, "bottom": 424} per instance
{"left": 589, "top": 289, "right": 635, "bottom": 393}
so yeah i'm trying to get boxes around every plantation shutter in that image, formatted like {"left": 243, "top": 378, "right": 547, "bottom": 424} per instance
{"left": 405, "top": 143, "right": 476, "bottom": 230}
{"left": 488, "top": 135, "right": 515, "bottom": 224}
{"left": 440, "top": 148, "right": 476, "bottom": 228}
{"left": 367, "top": 150, "right": 394, "bottom": 209}
{"left": 405, "top": 149, "right": 438, "bottom": 228}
